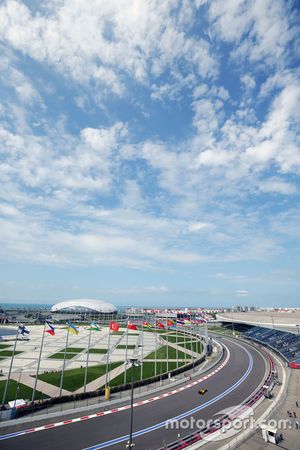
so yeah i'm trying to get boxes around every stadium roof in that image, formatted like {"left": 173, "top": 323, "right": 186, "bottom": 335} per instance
{"left": 51, "top": 299, "right": 117, "bottom": 313}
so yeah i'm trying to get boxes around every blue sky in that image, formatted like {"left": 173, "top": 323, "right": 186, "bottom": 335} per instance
{"left": 0, "top": 0, "right": 299, "bottom": 308}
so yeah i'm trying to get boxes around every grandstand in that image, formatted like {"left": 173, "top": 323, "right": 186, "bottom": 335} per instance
{"left": 244, "top": 326, "right": 300, "bottom": 368}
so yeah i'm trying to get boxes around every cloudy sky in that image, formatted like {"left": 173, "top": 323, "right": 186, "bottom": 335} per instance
{"left": 0, "top": 0, "right": 299, "bottom": 307}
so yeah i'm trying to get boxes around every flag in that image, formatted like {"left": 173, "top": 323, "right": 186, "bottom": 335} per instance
{"left": 195, "top": 317, "right": 207, "bottom": 324}
{"left": 128, "top": 321, "right": 137, "bottom": 330}
{"left": 176, "top": 319, "right": 185, "bottom": 326}
{"left": 167, "top": 319, "right": 175, "bottom": 326}
{"left": 157, "top": 321, "right": 165, "bottom": 329}
{"left": 143, "top": 321, "right": 152, "bottom": 329}
{"left": 109, "top": 321, "right": 120, "bottom": 332}
{"left": 90, "top": 322, "right": 101, "bottom": 331}
{"left": 45, "top": 321, "right": 55, "bottom": 336}
{"left": 184, "top": 318, "right": 191, "bottom": 325}
{"left": 67, "top": 321, "right": 79, "bottom": 335}
{"left": 18, "top": 325, "right": 30, "bottom": 335}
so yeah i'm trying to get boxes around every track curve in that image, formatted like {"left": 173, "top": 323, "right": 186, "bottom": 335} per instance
{"left": 0, "top": 338, "right": 267, "bottom": 450}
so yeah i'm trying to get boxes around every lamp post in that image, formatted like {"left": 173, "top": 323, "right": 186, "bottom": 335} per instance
{"left": 14, "top": 368, "right": 22, "bottom": 408}
{"left": 126, "top": 358, "right": 140, "bottom": 449}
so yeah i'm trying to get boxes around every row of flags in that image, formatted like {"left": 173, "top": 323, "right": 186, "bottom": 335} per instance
{"left": 16, "top": 315, "right": 207, "bottom": 339}
{"left": 2, "top": 315, "right": 208, "bottom": 407}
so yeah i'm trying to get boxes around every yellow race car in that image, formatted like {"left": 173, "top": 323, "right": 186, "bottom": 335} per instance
{"left": 198, "top": 388, "right": 207, "bottom": 395}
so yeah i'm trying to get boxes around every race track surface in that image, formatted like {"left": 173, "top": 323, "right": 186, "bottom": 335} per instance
{"left": 0, "top": 338, "right": 267, "bottom": 450}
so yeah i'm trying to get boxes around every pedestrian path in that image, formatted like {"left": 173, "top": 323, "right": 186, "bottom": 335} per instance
{"left": 75, "top": 362, "right": 126, "bottom": 394}
{"left": 10, "top": 371, "right": 71, "bottom": 397}
{"left": 163, "top": 338, "right": 202, "bottom": 358}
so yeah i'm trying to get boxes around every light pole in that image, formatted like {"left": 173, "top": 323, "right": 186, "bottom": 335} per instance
{"left": 14, "top": 368, "right": 22, "bottom": 408}
{"left": 126, "top": 358, "right": 140, "bottom": 449}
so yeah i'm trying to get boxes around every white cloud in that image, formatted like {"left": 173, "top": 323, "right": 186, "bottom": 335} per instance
{"left": 235, "top": 289, "right": 249, "bottom": 297}
{"left": 259, "top": 178, "right": 298, "bottom": 195}
{"left": 241, "top": 74, "right": 256, "bottom": 91}
{"left": 195, "top": 149, "right": 235, "bottom": 167}
{"left": 0, "top": 0, "right": 217, "bottom": 97}
{"left": 209, "top": 0, "right": 296, "bottom": 67}
{"left": 188, "top": 222, "right": 211, "bottom": 232}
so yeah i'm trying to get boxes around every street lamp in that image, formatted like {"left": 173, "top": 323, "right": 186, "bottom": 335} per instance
{"left": 126, "top": 358, "right": 140, "bottom": 449}
{"left": 14, "top": 368, "right": 22, "bottom": 408}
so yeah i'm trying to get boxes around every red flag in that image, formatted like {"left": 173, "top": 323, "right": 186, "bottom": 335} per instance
{"left": 110, "top": 321, "right": 120, "bottom": 332}
{"left": 157, "top": 321, "right": 165, "bottom": 329}
{"left": 45, "top": 321, "right": 55, "bottom": 336}
{"left": 127, "top": 321, "right": 137, "bottom": 330}
{"left": 167, "top": 319, "right": 175, "bottom": 326}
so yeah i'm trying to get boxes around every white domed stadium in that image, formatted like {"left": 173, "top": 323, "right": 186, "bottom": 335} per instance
{"left": 51, "top": 299, "right": 118, "bottom": 322}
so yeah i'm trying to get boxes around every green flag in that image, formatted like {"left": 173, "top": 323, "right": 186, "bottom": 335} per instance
{"left": 90, "top": 322, "right": 101, "bottom": 331}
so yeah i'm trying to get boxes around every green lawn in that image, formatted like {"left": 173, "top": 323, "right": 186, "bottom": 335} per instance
{"left": 143, "top": 329, "right": 167, "bottom": 333}
{"left": 166, "top": 335, "right": 186, "bottom": 344}
{"left": 179, "top": 341, "right": 203, "bottom": 353}
{"left": 48, "top": 352, "right": 75, "bottom": 359}
{"left": 0, "top": 379, "right": 47, "bottom": 403}
{"left": 64, "top": 347, "right": 85, "bottom": 353}
{"left": 108, "top": 361, "right": 185, "bottom": 387}
{"left": 145, "top": 345, "right": 187, "bottom": 360}
{"left": 0, "top": 344, "right": 11, "bottom": 349}
{"left": 116, "top": 345, "right": 135, "bottom": 349}
{"left": 208, "top": 325, "right": 238, "bottom": 336}
{"left": 37, "top": 362, "right": 123, "bottom": 392}
{"left": 88, "top": 348, "right": 107, "bottom": 354}
{"left": 165, "top": 336, "right": 203, "bottom": 353}
{"left": 0, "top": 350, "right": 23, "bottom": 357}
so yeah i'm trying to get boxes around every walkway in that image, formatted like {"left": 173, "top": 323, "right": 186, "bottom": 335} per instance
{"left": 10, "top": 371, "right": 71, "bottom": 397}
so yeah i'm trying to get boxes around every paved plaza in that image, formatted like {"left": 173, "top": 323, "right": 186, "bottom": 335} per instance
{"left": 0, "top": 326, "right": 201, "bottom": 398}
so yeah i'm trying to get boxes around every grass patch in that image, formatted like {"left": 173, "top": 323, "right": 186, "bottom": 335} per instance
{"left": 145, "top": 345, "right": 187, "bottom": 360}
{"left": 109, "top": 361, "right": 185, "bottom": 387}
{"left": 179, "top": 341, "right": 203, "bottom": 353}
{"left": 37, "top": 362, "right": 123, "bottom": 392}
{"left": 208, "top": 325, "right": 238, "bottom": 336}
{"left": 112, "top": 331, "right": 125, "bottom": 335}
{"left": 0, "top": 344, "right": 11, "bottom": 349}
{"left": 116, "top": 345, "right": 135, "bottom": 349}
{"left": 88, "top": 348, "right": 107, "bottom": 354}
{"left": 143, "top": 329, "right": 167, "bottom": 333}
{"left": 0, "top": 350, "right": 23, "bottom": 357}
{"left": 166, "top": 335, "right": 186, "bottom": 344}
{"left": 64, "top": 347, "right": 85, "bottom": 353}
{"left": 48, "top": 352, "right": 75, "bottom": 359}
{"left": 0, "top": 379, "right": 47, "bottom": 403}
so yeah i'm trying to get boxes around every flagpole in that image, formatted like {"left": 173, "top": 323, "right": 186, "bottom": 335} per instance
{"left": 176, "top": 321, "right": 179, "bottom": 369}
{"left": 105, "top": 326, "right": 111, "bottom": 388}
{"left": 154, "top": 314, "right": 157, "bottom": 377}
{"left": 196, "top": 321, "right": 198, "bottom": 355}
{"left": 191, "top": 321, "right": 195, "bottom": 370}
{"left": 140, "top": 317, "right": 144, "bottom": 382}
{"left": 183, "top": 322, "right": 187, "bottom": 365}
{"left": 59, "top": 326, "right": 70, "bottom": 399}
{"left": 124, "top": 319, "right": 129, "bottom": 385}
{"left": 83, "top": 325, "right": 92, "bottom": 394}
{"left": 31, "top": 322, "right": 46, "bottom": 402}
{"left": 166, "top": 317, "right": 169, "bottom": 374}
{"left": 1, "top": 327, "right": 19, "bottom": 408}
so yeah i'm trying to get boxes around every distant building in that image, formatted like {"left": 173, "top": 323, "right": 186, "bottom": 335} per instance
{"left": 51, "top": 299, "right": 118, "bottom": 322}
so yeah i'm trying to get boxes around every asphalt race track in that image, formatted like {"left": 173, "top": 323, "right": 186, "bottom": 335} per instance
{"left": 0, "top": 338, "right": 267, "bottom": 450}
